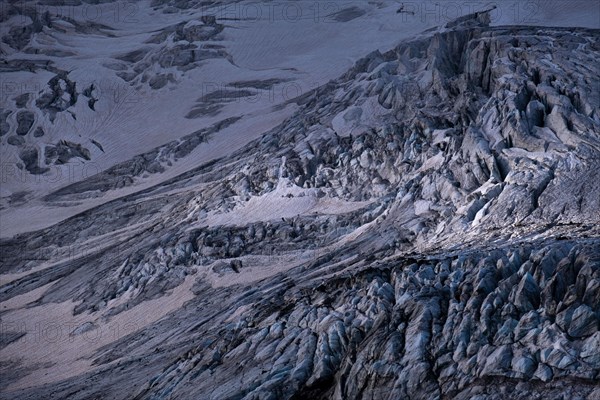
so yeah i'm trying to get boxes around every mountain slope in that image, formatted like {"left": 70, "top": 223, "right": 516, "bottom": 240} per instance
{"left": 1, "top": 9, "right": 599, "bottom": 400}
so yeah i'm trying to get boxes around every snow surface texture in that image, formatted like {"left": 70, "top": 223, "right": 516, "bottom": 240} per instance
{"left": 1, "top": 1, "right": 600, "bottom": 400}
{"left": 0, "top": 0, "right": 598, "bottom": 235}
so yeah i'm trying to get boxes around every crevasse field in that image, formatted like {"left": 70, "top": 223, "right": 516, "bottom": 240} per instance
{"left": 1, "top": 1, "right": 599, "bottom": 399}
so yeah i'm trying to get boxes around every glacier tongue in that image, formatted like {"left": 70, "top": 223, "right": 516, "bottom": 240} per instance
{"left": 1, "top": 5, "right": 600, "bottom": 400}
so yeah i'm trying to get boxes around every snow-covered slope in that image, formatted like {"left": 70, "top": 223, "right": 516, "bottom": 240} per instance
{"left": 2, "top": 0, "right": 598, "bottom": 236}
{"left": 1, "top": 0, "right": 443, "bottom": 236}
